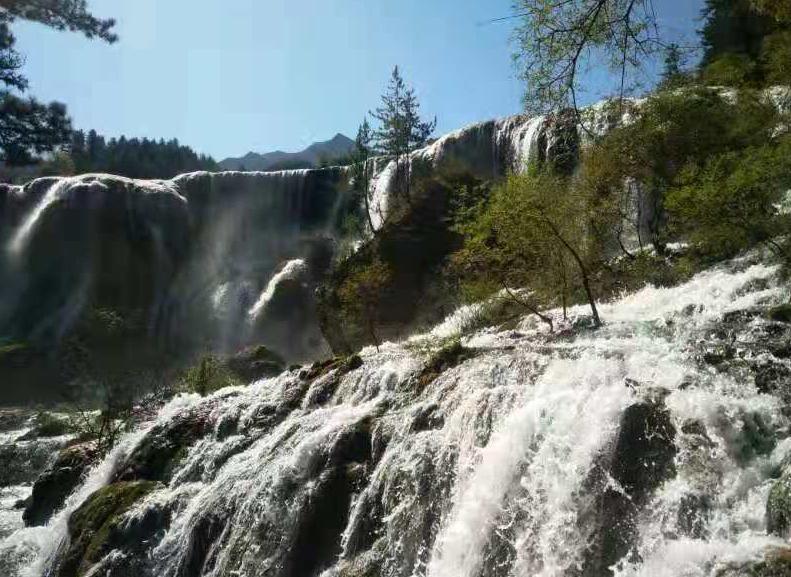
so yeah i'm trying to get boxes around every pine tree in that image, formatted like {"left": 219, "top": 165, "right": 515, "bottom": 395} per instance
{"left": 0, "top": 2, "right": 116, "bottom": 167}
{"left": 370, "top": 66, "right": 436, "bottom": 203}
{"left": 659, "top": 43, "right": 689, "bottom": 90}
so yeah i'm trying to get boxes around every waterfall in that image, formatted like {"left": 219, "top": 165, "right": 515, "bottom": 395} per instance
{"left": 2, "top": 254, "right": 789, "bottom": 577}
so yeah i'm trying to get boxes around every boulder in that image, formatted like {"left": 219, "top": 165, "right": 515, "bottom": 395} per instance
{"left": 225, "top": 344, "right": 286, "bottom": 382}
{"left": 582, "top": 400, "right": 677, "bottom": 576}
{"left": 768, "top": 473, "right": 791, "bottom": 537}
{"left": 55, "top": 481, "right": 161, "bottom": 577}
{"left": 113, "top": 411, "right": 210, "bottom": 483}
{"left": 24, "top": 442, "right": 98, "bottom": 527}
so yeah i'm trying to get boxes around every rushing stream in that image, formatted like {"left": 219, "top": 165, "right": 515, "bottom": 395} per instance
{"left": 0, "top": 253, "right": 789, "bottom": 577}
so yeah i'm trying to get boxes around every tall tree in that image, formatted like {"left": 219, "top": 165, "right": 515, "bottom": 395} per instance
{"left": 371, "top": 66, "right": 436, "bottom": 203}
{"left": 0, "top": 1, "right": 116, "bottom": 166}
{"left": 512, "top": 0, "right": 663, "bottom": 117}
{"left": 658, "top": 43, "right": 690, "bottom": 90}
{"left": 700, "top": 0, "right": 778, "bottom": 66}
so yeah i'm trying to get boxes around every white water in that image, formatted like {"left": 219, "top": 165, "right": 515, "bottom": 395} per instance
{"left": 1, "top": 257, "right": 788, "bottom": 577}
{"left": 248, "top": 258, "right": 308, "bottom": 319}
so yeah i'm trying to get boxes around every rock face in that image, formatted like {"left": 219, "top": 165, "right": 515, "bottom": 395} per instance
{"left": 0, "top": 169, "right": 348, "bottom": 401}
{"left": 54, "top": 480, "right": 161, "bottom": 577}
{"left": 581, "top": 399, "right": 677, "bottom": 575}
{"left": 23, "top": 442, "right": 98, "bottom": 527}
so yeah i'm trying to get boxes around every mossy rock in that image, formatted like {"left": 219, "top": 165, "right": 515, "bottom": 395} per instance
{"left": 416, "top": 340, "right": 477, "bottom": 390}
{"left": 718, "top": 548, "right": 791, "bottom": 577}
{"left": 113, "top": 411, "right": 209, "bottom": 483}
{"left": 768, "top": 304, "right": 791, "bottom": 324}
{"left": 301, "top": 355, "right": 363, "bottom": 383}
{"left": 768, "top": 474, "right": 791, "bottom": 537}
{"left": 226, "top": 344, "right": 286, "bottom": 382}
{"left": 24, "top": 442, "right": 98, "bottom": 527}
{"left": 57, "top": 481, "right": 160, "bottom": 577}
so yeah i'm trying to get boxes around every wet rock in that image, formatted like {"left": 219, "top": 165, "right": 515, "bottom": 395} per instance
{"left": 55, "top": 480, "right": 161, "bottom": 577}
{"left": 113, "top": 411, "right": 210, "bottom": 483}
{"left": 768, "top": 304, "right": 791, "bottom": 324}
{"left": 768, "top": 473, "right": 791, "bottom": 537}
{"left": 302, "top": 355, "right": 364, "bottom": 407}
{"left": 582, "top": 400, "right": 677, "bottom": 576}
{"left": 717, "top": 547, "right": 791, "bottom": 577}
{"left": 416, "top": 340, "right": 477, "bottom": 390}
{"left": 24, "top": 442, "right": 99, "bottom": 527}
{"left": 225, "top": 344, "right": 286, "bottom": 382}
{"left": 677, "top": 493, "right": 712, "bottom": 539}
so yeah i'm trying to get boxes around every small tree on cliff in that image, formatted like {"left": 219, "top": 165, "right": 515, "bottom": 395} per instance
{"left": 338, "top": 259, "right": 392, "bottom": 350}
{"left": 452, "top": 170, "right": 609, "bottom": 328}
{"left": 371, "top": 66, "right": 436, "bottom": 204}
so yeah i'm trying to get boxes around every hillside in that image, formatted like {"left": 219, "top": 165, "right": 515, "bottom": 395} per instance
{"left": 219, "top": 133, "right": 355, "bottom": 171}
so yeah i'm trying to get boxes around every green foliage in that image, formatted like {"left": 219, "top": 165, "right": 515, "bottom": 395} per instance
{"left": 658, "top": 43, "right": 693, "bottom": 91}
{"left": 666, "top": 136, "right": 791, "bottom": 261}
{"left": 751, "top": 0, "right": 791, "bottom": 22}
{"left": 30, "top": 411, "right": 73, "bottom": 438}
{"left": 337, "top": 259, "right": 392, "bottom": 349}
{"left": 348, "top": 118, "right": 375, "bottom": 233}
{"left": 67, "top": 129, "right": 218, "bottom": 179}
{"left": 370, "top": 66, "right": 436, "bottom": 202}
{"left": 177, "top": 355, "right": 244, "bottom": 396}
{"left": 0, "top": 1, "right": 116, "bottom": 167}
{"left": 512, "top": 0, "right": 661, "bottom": 114}
{"left": 63, "top": 481, "right": 159, "bottom": 577}
{"left": 702, "top": 53, "right": 757, "bottom": 86}
{"left": 451, "top": 169, "right": 611, "bottom": 327}
{"left": 1, "top": 0, "right": 117, "bottom": 43}
{"left": 585, "top": 88, "right": 778, "bottom": 249}
{"left": 415, "top": 337, "right": 477, "bottom": 389}
{"left": 762, "top": 31, "right": 791, "bottom": 83}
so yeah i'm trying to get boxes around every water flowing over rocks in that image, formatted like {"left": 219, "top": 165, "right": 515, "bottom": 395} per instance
{"left": 1, "top": 254, "right": 790, "bottom": 576}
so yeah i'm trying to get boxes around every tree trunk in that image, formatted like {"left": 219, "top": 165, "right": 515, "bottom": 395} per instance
{"left": 543, "top": 217, "right": 602, "bottom": 328}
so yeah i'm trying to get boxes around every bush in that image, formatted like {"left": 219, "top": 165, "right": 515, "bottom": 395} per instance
{"left": 666, "top": 136, "right": 791, "bottom": 262}
{"left": 177, "top": 355, "right": 244, "bottom": 396}
{"left": 702, "top": 53, "right": 757, "bottom": 86}
{"left": 763, "top": 31, "right": 791, "bottom": 84}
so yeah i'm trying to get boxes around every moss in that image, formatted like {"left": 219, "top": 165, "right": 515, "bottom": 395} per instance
{"left": 768, "top": 304, "right": 791, "bottom": 324}
{"left": 225, "top": 344, "right": 286, "bottom": 382}
{"left": 177, "top": 355, "right": 244, "bottom": 396}
{"left": 0, "top": 341, "right": 29, "bottom": 357}
{"left": 302, "top": 354, "right": 363, "bottom": 383}
{"left": 60, "top": 481, "right": 160, "bottom": 577}
{"left": 768, "top": 474, "right": 791, "bottom": 537}
{"left": 30, "top": 411, "right": 73, "bottom": 438}
{"left": 416, "top": 338, "right": 477, "bottom": 390}
{"left": 717, "top": 547, "right": 791, "bottom": 577}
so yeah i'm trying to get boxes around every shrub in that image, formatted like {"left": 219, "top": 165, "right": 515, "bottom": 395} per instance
{"left": 763, "top": 31, "right": 791, "bottom": 84}
{"left": 702, "top": 53, "right": 757, "bottom": 86}
{"left": 666, "top": 136, "right": 791, "bottom": 262}
{"left": 177, "top": 355, "right": 244, "bottom": 396}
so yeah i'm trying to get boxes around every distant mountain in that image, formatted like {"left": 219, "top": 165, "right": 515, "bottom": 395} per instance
{"left": 219, "top": 133, "right": 355, "bottom": 172}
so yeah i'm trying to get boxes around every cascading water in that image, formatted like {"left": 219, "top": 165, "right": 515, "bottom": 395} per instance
{"left": 1, "top": 253, "right": 789, "bottom": 577}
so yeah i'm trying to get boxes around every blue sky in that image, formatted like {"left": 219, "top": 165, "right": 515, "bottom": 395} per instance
{"left": 14, "top": 0, "right": 704, "bottom": 160}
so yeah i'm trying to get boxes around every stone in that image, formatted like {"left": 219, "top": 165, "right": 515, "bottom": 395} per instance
{"left": 24, "top": 442, "right": 99, "bottom": 527}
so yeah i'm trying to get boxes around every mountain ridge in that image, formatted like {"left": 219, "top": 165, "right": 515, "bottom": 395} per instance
{"left": 219, "top": 133, "right": 355, "bottom": 172}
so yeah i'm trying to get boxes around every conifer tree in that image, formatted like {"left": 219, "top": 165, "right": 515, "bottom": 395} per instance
{"left": 371, "top": 66, "right": 436, "bottom": 203}
{"left": 0, "top": 1, "right": 116, "bottom": 166}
